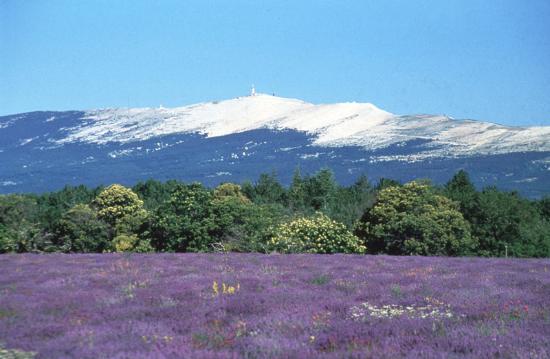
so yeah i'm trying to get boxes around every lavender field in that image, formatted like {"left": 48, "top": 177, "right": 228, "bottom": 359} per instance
{"left": 0, "top": 254, "right": 549, "bottom": 358}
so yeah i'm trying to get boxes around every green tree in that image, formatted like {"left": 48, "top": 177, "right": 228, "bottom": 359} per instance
{"left": 112, "top": 208, "right": 152, "bottom": 252}
{"left": 303, "top": 168, "right": 337, "bottom": 210}
{"left": 325, "top": 174, "right": 374, "bottom": 229}
{"left": 356, "top": 181, "right": 475, "bottom": 256}
{"left": 537, "top": 196, "right": 550, "bottom": 220}
{"left": 251, "top": 172, "right": 286, "bottom": 205}
{"left": 375, "top": 178, "right": 401, "bottom": 191}
{"left": 34, "top": 185, "right": 98, "bottom": 234}
{"left": 91, "top": 184, "right": 152, "bottom": 252}
{"left": 149, "top": 181, "right": 286, "bottom": 253}
{"left": 0, "top": 195, "right": 39, "bottom": 252}
{"left": 0, "top": 224, "right": 17, "bottom": 253}
{"left": 216, "top": 202, "right": 286, "bottom": 253}
{"left": 288, "top": 167, "right": 305, "bottom": 211}
{"left": 53, "top": 204, "right": 111, "bottom": 252}
{"left": 240, "top": 180, "right": 254, "bottom": 201}
{"left": 444, "top": 170, "right": 479, "bottom": 221}
{"left": 133, "top": 179, "right": 179, "bottom": 210}
{"left": 150, "top": 183, "right": 216, "bottom": 252}
{"left": 474, "top": 187, "right": 549, "bottom": 257}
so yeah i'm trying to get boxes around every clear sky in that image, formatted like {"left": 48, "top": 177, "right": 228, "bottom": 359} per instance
{"left": 1, "top": 0, "right": 549, "bottom": 126}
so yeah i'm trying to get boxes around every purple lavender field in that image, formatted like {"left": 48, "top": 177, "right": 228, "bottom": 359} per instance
{"left": 1, "top": 254, "right": 549, "bottom": 358}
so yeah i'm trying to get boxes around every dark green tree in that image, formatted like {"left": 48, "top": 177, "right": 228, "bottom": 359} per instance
{"left": 52, "top": 204, "right": 111, "bottom": 252}
{"left": 537, "top": 196, "right": 550, "bottom": 220}
{"left": 0, "top": 195, "right": 39, "bottom": 252}
{"left": 240, "top": 180, "right": 254, "bottom": 200}
{"left": 288, "top": 167, "right": 305, "bottom": 211}
{"left": 376, "top": 178, "right": 401, "bottom": 191}
{"left": 325, "top": 174, "right": 374, "bottom": 229}
{"left": 133, "top": 179, "right": 179, "bottom": 210}
{"left": 444, "top": 170, "right": 479, "bottom": 221}
{"left": 35, "top": 185, "right": 98, "bottom": 233}
{"left": 150, "top": 183, "right": 216, "bottom": 252}
{"left": 250, "top": 172, "right": 286, "bottom": 205}
{"left": 474, "top": 187, "right": 549, "bottom": 257}
{"left": 303, "top": 168, "right": 337, "bottom": 210}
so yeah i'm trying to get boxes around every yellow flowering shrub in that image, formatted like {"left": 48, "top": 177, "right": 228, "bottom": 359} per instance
{"left": 269, "top": 213, "right": 366, "bottom": 254}
{"left": 94, "top": 184, "right": 146, "bottom": 226}
{"left": 212, "top": 183, "right": 251, "bottom": 204}
{"left": 112, "top": 234, "right": 138, "bottom": 252}
{"left": 110, "top": 234, "right": 153, "bottom": 253}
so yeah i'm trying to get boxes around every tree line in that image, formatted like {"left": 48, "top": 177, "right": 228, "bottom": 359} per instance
{"left": 0, "top": 169, "right": 548, "bottom": 257}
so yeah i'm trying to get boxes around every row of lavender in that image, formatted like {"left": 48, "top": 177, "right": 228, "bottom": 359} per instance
{"left": 1, "top": 253, "right": 549, "bottom": 358}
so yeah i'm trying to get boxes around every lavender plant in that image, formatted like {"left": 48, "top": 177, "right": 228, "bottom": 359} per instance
{"left": 0, "top": 253, "right": 548, "bottom": 358}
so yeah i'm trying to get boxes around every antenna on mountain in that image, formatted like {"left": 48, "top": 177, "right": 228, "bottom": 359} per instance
{"left": 250, "top": 84, "right": 256, "bottom": 97}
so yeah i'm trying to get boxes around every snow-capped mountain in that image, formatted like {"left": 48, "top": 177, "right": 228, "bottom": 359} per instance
{"left": 1, "top": 94, "right": 549, "bottom": 196}
{"left": 58, "top": 94, "right": 549, "bottom": 157}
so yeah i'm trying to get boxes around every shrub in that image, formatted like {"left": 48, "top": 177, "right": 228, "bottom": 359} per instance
{"left": 111, "top": 233, "right": 153, "bottom": 252}
{"left": 269, "top": 213, "right": 366, "bottom": 254}
{"left": 213, "top": 183, "right": 250, "bottom": 204}
{"left": 355, "top": 181, "right": 475, "bottom": 256}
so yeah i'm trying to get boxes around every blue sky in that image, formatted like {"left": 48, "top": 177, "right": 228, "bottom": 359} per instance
{"left": 1, "top": 0, "right": 549, "bottom": 125}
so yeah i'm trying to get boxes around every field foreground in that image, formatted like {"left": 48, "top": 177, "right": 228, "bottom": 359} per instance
{"left": 0, "top": 254, "right": 549, "bottom": 358}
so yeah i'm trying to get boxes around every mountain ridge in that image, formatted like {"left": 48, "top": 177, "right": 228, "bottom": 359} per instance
{"left": 1, "top": 95, "right": 549, "bottom": 196}
{"left": 42, "top": 94, "right": 550, "bottom": 159}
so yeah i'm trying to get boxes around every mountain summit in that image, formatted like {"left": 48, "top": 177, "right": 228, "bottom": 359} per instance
{"left": 1, "top": 95, "right": 549, "bottom": 196}
{"left": 56, "top": 94, "right": 549, "bottom": 159}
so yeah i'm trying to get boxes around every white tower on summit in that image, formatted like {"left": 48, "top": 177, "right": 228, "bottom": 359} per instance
{"left": 250, "top": 84, "right": 256, "bottom": 96}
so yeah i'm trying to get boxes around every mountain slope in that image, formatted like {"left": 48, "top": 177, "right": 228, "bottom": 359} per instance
{"left": 1, "top": 94, "right": 549, "bottom": 196}
{"left": 55, "top": 94, "right": 550, "bottom": 157}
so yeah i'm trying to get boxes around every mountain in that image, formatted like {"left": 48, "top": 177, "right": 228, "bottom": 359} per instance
{"left": 1, "top": 94, "right": 549, "bottom": 197}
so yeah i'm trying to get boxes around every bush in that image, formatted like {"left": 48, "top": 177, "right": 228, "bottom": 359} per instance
{"left": 355, "top": 181, "right": 475, "bottom": 256}
{"left": 269, "top": 212, "right": 366, "bottom": 254}
{"left": 213, "top": 183, "right": 250, "bottom": 204}
{"left": 111, "top": 233, "right": 153, "bottom": 252}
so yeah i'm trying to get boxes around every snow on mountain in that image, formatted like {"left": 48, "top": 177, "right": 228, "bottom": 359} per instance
{"left": 56, "top": 94, "right": 550, "bottom": 159}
